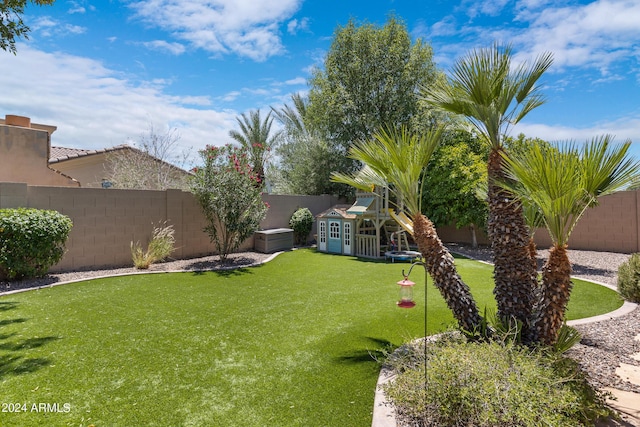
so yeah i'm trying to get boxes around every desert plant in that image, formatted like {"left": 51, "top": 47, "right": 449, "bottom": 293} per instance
{"left": 617, "top": 253, "right": 640, "bottom": 303}
{"left": 289, "top": 207, "right": 313, "bottom": 245}
{"left": 0, "top": 208, "right": 72, "bottom": 280}
{"left": 383, "top": 337, "right": 612, "bottom": 427}
{"left": 131, "top": 222, "right": 175, "bottom": 269}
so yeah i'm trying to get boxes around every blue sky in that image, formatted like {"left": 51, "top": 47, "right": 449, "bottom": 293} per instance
{"left": 2, "top": 0, "right": 640, "bottom": 163}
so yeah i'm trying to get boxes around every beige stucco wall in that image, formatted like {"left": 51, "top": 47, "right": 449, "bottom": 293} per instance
{"left": 51, "top": 154, "right": 112, "bottom": 188}
{"left": 0, "top": 183, "right": 339, "bottom": 272}
{"left": 0, "top": 122, "right": 79, "bottom": 187}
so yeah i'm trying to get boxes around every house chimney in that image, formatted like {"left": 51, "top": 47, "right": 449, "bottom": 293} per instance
{"left": 5, "top": 115, "right": 31, "bottom": 128}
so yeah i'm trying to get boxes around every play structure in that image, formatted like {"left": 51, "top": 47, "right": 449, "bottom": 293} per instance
{"left": 316, "top": 185, "right": 419, "bottom": 259}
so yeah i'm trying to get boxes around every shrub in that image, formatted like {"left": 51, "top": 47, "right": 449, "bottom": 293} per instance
{"left": 383, "top": 337, "right": 612, "bottom": 427}
{"left": 617, "top": 253, "right": 640, "bottom": 303}
{"left": 289, "top": 207, "right": 313, "bottom": 245}
{"left": 190, "top": 144, "right": 268, "bottom": 262}
{"left": 0, "top": 208, "right": 72, "bottom": 280}
{"left": 131, "top": 223, "right": 176, "bottom": 269}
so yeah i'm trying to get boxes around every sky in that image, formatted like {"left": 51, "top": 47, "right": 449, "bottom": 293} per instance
{"left": 1, "top": 0, "right": 640, "bottom": 165}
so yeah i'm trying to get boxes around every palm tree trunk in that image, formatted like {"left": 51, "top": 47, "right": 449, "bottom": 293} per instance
{"left": 487, "top": 148, "right": 538, "bottom": 331}
{"left": 413, "top": 213, "right": 482, "bottom": 333}
{"left": 532, "top": 244, "right": 573, "bottom": 346}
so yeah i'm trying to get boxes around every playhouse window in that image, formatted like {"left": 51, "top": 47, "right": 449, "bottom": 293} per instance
{"left": 319, "top": 221, "right": 326, "bottom": 243}
{"left": 330, "top": 221, "right": 340, "bottom": 239}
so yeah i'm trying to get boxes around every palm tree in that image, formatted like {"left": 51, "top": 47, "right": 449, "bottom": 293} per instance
{"left": 229, "top": 109, "right": 281, "bottom": 185}
{"left": 422, "top": 43, "right": 554, "bottom": 331}
{"left": 502, "top": 136, "right": 640, "bottom": 345}
{"left": 332, "top": 126, "right": 482, "bottom": 332}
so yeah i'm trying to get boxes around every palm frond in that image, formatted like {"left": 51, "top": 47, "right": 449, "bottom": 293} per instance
{"left": 331, "top": 125, "right": 443, "bottom": 216}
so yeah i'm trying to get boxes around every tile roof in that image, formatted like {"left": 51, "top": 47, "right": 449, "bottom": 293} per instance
{"left": 49, "top": 144, "right": 132, "bottom": 163}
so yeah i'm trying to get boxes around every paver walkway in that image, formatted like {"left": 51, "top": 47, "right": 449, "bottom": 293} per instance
{"left": 599, "top": 332, "right": 640, "bottom": 426}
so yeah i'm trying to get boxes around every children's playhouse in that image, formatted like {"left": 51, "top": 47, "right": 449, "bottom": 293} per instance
{"left": 316, "top": 186, "right": 419, "bottom": 260}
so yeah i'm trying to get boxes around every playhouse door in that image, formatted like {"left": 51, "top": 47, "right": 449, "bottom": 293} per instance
{"left": 343, "top": 221, "right": 352, "bottom": 255}
{"left": 327, "top": 219, "right": 342, "bottom": 253}
{"left": 318, "top": 220, "right": 327, "bottom": 252}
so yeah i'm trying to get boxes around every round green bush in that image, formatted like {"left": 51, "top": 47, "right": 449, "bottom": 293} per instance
{"left": 617, "top": 253, "right": 640, "bottom": 303}
{"left": 289, "top": 207, "right": 313, "bottom": 245}
{"left": 0, "top": 208, "right": 73, "bottom": 280}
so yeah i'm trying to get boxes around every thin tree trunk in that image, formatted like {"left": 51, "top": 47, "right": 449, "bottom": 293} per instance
{"left": 532, "top": 244, "right": 573, "bottom": 346}
{"left": 487, "top": 148, "right": 538, "bottom": 332}
{"left": 413, "top": 213, "right": 482, "bottom": 333}
{"left": 470, "top": 224, "right": 478, "bottom": 249}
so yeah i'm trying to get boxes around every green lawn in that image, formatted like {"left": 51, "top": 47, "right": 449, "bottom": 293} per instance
{"left": 0, "top": 249, "right": 622, "bottom": 426}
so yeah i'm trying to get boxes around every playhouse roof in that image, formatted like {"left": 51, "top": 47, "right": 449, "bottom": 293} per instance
{"left": 316, "top": 205, "right": 357, "bottom": 219}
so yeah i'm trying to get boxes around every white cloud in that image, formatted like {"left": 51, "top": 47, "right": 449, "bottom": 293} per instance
{"left": 462, "top": 0, "right": 511, "bottom": 18}
{"left": 30, "top": 16, "right": 87, "bottom": 37}
{"left": 514, "top": 115, "right": 640, "bottom": 146}
{"left": 513, "top": 0, "right": 640, "bottom": 74}
{"left": 129, "top": 0, "right": 303, "bottom": 61}
{"left": 0, "top": 45, "right": 238, "bottom": 155}
{"left": 283, "top": 77, "right": 306, "bottom": 85}
{"left": 221, "top": 91, "right": 241, "bottom": 102}
{"left": 142, "top": 40, "right": 186, "bottom": 55}
{"left": 287, "top": 17, "right": 310, "bottom": 35}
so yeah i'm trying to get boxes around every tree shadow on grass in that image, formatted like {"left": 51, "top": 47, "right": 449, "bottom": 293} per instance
{"left": 189, "top": 265, "right": 258, "bottom": 278}
{"left": 335, "top": 337, "right": 396, "bottom": 366}
{"left": 0, "top": 302, "right": 59, "bottom": 379}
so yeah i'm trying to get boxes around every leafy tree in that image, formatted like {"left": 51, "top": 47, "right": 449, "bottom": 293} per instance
{"left": 423, "top": 43, "right": 554, "bottom": 334}
{"left": 422, "top": 129, "right": 488, "bottom": 247}
{"left": 190, "top": 144, "right": 268, "bottom": 262}
{"left": 1, "top": 0, "right": 54, "bottom": 54}
{"left": 229, "top": 109, "right": 280, "bottom": 186}
{"left": 106, "top": 122, "right": 191, "bottom": 190}
{"left": 503, "top": 136, "right": 640, "bottom": 345}
{"left": 271, "top": 93, "right": 349, "bottom": 195}
{"left": 332, "top": 126, "right": 482, "bottom": 332}
{"left": 307, "top": 15, "right": 441, "bottom": 187}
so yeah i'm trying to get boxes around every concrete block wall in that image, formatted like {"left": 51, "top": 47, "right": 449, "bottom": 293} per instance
{"left": 0, "top": 183, "right": 339, "bottom": 272}
{"left": 437, "top": 189, "right": 640, "bottom": 254}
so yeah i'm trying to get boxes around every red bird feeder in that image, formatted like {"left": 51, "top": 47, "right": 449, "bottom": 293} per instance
{"left": 396, "top": 276, "right": 416, "bottom": 308}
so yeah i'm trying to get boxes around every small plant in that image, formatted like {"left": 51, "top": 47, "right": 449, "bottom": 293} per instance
{"left": 617, "top": 253, "right": 640, "bottom": 303}
{"left": 289, "top": 207, "right": 313, "bottom": 245}
{"left": 131, "top": 222, "right": 175, "bottom": 269}
{"left": 0, "top": 208, "right": 72, "bottom": 280}
{"left": 383, "top": 337, "right": 612, "bottom": 427}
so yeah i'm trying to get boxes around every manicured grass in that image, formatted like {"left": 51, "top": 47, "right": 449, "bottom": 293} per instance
{"left": 0, "top": 249, "right": 622, "bottom": 426}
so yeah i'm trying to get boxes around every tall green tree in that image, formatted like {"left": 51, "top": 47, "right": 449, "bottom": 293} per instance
{"left": 1, "top": 0, "right": 54, "bottom": 54}
{"left": 307, "top": 15, "right": 441, "bottom": 182}
{"left": 423, "top": 43, "right": 554, "bottom": 332}
{"left": 271, "top": 93, "right": 349, "bottom": 195}
{"left": 502, "top": 136, "right": 640, "bottom": 345}
{"left": 422, "top": 129, "right": 488, "bottom": 247}
{"left": 229, "top": 110, "right": 280, "bottom": 185}
{"left": 332, "top": 126, "right": 482, "bottom": 332}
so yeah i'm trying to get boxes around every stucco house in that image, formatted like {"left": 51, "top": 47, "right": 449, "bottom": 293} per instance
{"left": 0, "top": 114, "right": 190, "bottom": 188}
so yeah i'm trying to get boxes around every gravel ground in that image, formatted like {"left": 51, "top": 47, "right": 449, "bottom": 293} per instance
{"left": 2, "top": 246, "right": 639, "bottom": 396}
{"left": 447, "top": 243, "right": 640, "bottom": 394}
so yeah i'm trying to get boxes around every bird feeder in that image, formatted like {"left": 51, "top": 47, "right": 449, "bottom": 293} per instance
{"left": 396, "top": 276, "right": 416, "bottom": 308}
